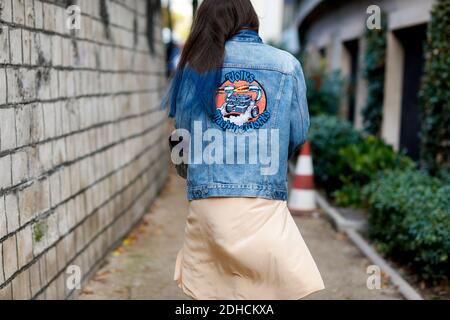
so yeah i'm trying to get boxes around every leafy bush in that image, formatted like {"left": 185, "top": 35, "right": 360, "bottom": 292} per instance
{"left": 306, "top": 70, "right": 342, "bottom": 116}
{"left": 333, "top": 136, "right": 414, "bottom": 206}
{"left": 309, "top": 115, "right": 449, "bottom": 281}
{"left": 364, "top": 169, "right": 450, "bottom": 282}
{"left": 310, "top": 116, "right": 413, "bottom": 206}
{"left": 362, "top": 12, "right": 387, "bottom": 136}
{"left": 309, "top": 115, "right": 362, "bottom": 193}
{"left": 419, "top": 0, "right": 450, "bottom": 175}
{"left": 332, "top": 184, "right": 363, "bottom": 207}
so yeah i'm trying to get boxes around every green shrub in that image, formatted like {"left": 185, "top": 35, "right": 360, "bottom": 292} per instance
{"left": 364, "top": 169, "right": 450, "bottom": 282}
{"left": 333, "top": 184, "right": 363, "bottom": 207}
{"left": 309, "top": 115, "right": 362, "bottom": 193}
{"left": 306, "top": 71, "right": 342, "bottom": 116}
{"left": 419, "top": 0, "right": 450, "bottom": 175}
{"left": 334, "top": 136, "right": 414, "bottom": 207}
{"left": 362, "top": 12, "right": 387, "bottom": 136}
{"left": 310, "top": 116, "right": 413, "bottom": 206}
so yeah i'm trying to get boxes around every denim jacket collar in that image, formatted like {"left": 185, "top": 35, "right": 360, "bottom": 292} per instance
{"left": 229, "top": 29, "right": 263, "bottom": 44}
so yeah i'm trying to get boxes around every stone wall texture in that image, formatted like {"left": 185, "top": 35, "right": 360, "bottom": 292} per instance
{"left": 0, "top": 0, "right": 169, "bottom": 299}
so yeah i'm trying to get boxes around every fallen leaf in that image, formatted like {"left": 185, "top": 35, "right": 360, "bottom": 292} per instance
{"left": 82, "top": 287, "right": 94, "bottom": 295}
{"left": 113, "top": 247, "right": 124, "bottom": 257}
{"left": 335, "top": 233, "right": 347, "bottom": 241}
{"left": 93, "top": 270, "right": 111, "bottom": 282}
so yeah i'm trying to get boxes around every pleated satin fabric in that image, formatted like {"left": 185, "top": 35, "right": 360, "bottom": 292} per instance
{"left": 174, "top": 197, "right": 325, "bottom": 300}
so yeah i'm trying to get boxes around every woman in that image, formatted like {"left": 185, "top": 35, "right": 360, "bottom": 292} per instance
{"left": 165, "top": 0, "right": 324, "bottom": 300}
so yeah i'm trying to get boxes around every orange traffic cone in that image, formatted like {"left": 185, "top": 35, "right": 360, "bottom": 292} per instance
{"left": 288, "top": 141, "right": 316, "bottom": 215}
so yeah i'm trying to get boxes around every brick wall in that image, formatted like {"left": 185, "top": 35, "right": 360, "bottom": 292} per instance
{"left": 0, "top": 0, "right": 169, "bottom": 299}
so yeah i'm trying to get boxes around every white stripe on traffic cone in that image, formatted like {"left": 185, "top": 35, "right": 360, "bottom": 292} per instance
{"left": 288, "top": 141, "right": 316, "bottom": 214}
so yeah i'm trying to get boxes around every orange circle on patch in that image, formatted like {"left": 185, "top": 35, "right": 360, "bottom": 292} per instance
{"left": 215, "top": 79, "right": 267, "bottom": 123}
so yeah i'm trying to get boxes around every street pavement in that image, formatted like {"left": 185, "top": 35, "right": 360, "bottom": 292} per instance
{"left": 78, "top": 170, "right": 401, "bottom": 300}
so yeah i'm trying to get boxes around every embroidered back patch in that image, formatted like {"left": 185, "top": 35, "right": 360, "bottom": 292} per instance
{"left": 213, "top": 70, "right": 270, "bottom": 133}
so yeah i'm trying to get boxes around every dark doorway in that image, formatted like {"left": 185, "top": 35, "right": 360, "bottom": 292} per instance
{"left": 394, "top": 24, "right": 427, "bottom": 160}
{"left": 319, "top": 47, "right": 327, "bottom": 60}
{"left": 343, "top": 39, "right": 359, "bottom": 124}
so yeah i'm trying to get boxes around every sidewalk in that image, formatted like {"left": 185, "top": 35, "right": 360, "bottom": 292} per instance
{"left": 78, "top": 171, "right": 402, "bottom": 300}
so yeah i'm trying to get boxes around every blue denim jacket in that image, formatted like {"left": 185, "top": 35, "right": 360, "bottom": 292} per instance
{"left": 172, "top": 29, "right": 310, "bottom": 201}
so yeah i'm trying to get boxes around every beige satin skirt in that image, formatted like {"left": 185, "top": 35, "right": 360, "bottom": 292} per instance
{"left": 174, "top": 197, "right": 325, "bottom": 300}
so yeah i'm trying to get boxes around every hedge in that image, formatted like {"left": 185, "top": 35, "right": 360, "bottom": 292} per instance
{"left": 309, "top": 115, "right": 362, "bottom": 193}
{"left": 305, "top": 69, "right": 342, "bottom": 116}
{"left": 334, "top": 135, "right": 413, "bottom": 206}
{"left": 309, "top": 115, "right": 449, "bottom": 282}
{"left": 362, "top": 11, "right": 387, "bottom": 136}
{"left": 419, "top": 0, "right": 450, "bottom": 175}
{"left": 309, "top": 115, "right": 411, "bottom": 206}
{"left": 364, "top": 170, "right": 450, "bottom": 282}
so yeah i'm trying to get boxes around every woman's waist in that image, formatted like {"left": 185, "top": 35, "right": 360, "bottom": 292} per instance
{"left": 187, "top": 182, "right": 288, "bottom": 201}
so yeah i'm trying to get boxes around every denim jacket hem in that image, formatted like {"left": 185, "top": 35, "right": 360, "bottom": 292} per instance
{"left": 171, "top": 29, "right": 310, "bottom": 203}
{"left": 187, "top": 183, "right": 288, "bottom": 201}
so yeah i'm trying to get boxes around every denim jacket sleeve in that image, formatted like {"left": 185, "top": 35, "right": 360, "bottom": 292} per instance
{"left": 288, "top": 61, "right": 310, "bottom": 159}
{"left": 174, "top": 72, "right": 194, "bottom": 131}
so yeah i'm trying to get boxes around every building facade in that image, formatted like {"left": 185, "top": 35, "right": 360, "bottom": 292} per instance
{"left": 252, "top": 0, "right": 285, "bottom": 44}
{"left": 290, "top": 0, "right": 436, "bottom": 159}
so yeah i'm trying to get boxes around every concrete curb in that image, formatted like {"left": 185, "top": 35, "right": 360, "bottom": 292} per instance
{"left": 345, "top": 229, "right": 423, "bottom": 300}
{"left": 315, "top": 192, "right": 424, "bottom": 300}
{"left": 315, "top": 193, "right": 367, "bottom": 231}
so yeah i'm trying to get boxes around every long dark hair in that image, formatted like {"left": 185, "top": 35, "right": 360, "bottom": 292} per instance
{"left": 163, "top": 0, "right": 260, "bottom": 118}
{"left": 179, "top": 0, "right": 259, "bottom": 73}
